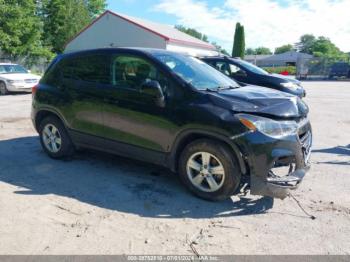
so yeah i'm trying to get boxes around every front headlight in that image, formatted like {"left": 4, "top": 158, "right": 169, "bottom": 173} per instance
{"left": 280, "top": 82, "right": 299, "bottom": 90}
{"left": 237, "top": 114, "right": 298, "bottom": 138}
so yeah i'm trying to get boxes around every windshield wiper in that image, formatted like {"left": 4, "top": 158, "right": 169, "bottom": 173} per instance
{"left": 201, "top": 85, "right": 238, "bottom": 92}
{"left": 217, "top": 85, "right": 238, "bottom": 90}
{"left": 205, "top": 88, "right": 219, "bottom": 92}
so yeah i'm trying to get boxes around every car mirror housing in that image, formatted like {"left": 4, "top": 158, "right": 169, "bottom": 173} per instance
{"left": 141, "top": 80, "right": 165, "bottom": 107}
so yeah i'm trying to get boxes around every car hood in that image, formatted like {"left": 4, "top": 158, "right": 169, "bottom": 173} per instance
{"left": 270, "top": 73, "right": 301, "bottom": 85}
{"left": 0, "top": 73, "right": 41, "bottom": 80}
{"left": 208, "top": 85, "right": 308, "bottom": 118}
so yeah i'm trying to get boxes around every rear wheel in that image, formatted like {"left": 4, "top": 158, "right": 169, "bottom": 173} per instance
{"left": 178, "top": 139, "right": 241, "bottom": 201}
{"left": 39, "top": 116, "right": 74, "bottom": 159}
{"left": 0, "top": 82, "right": 9, "bottom": 95}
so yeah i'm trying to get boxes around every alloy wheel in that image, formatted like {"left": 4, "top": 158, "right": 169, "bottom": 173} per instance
{"left": 186, "top": 152, "right": 225, "bottom": 192}
{"left": 42, "top": 124, "right": 62, "bottom": 153}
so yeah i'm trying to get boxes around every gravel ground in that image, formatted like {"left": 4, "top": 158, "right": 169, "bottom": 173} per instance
{"left": 0, "top": 82, "right": 349, "bottom": 255}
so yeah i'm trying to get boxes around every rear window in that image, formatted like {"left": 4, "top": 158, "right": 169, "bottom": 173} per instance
{"left": 61, "top": 54, "right": 110, "bottom": 84}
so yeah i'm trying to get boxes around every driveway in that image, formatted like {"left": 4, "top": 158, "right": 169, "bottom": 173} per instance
{"left": 0, "top": 82, "right": 349, "bottom": 254}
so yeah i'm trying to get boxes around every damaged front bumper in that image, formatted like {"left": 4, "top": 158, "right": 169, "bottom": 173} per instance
{"left": 235, "top": 119, "right": 312, "bottom": 199}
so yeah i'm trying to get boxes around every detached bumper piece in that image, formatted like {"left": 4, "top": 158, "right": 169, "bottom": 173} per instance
{"left": 251, "top": 163, "right": 309, "bottom": 200}
{"left": 267, "top": 169, "right": 306, "bottom": 188}
{"left": 250, "top": 127, "right": 312, "bottom": 199}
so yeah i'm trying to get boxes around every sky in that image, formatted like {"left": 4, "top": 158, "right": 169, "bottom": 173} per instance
{"left": 107, "top": 0, "right": 350, "bottom": 53}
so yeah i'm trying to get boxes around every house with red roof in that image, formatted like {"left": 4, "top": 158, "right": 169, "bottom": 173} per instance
{"left": 64, "top": 10, "right": 218, "bottom": 56}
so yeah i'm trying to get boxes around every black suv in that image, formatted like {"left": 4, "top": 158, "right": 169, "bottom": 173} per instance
{"left": 32, "top": 48, "right": 312, "bottom": 201}
{"left": 201, "top": 56, "right": 306, "bottom": 98}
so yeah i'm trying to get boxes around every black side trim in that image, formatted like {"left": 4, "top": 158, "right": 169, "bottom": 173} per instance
{"left": 69, "top": 130, "right": 167, "bottom": 166}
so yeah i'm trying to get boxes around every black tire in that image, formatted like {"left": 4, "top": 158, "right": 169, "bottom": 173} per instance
{"left": 178, "top": 139, "right": 241, "bottom": 201}
{"left": 0, "top": 82, "right": 9, "bottom": 95}
{"left": 38, "top": 116, "right": 74, "bottom": 159}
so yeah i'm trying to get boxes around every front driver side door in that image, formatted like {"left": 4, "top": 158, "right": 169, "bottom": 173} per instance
{"left": 101, "top": 53, "right": 181, "bottom": 163}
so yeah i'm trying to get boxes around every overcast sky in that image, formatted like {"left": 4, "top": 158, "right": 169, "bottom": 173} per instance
{"left": 108, "top": 0, "right": 350, "bottom": 52}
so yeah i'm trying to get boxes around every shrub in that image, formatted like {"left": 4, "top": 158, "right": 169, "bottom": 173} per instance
{"left": 262, "top": 66, "right": 296, "bottom": 75}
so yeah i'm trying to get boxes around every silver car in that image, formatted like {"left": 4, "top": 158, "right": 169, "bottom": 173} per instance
{"left": 0, "top": 63, "right": 41, "bottom": 95}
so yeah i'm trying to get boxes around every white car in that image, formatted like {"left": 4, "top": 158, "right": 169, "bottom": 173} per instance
{"left": 0, "top": 63, "right": 41, "bottom": 95}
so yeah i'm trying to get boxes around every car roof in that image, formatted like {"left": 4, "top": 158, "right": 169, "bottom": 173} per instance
{"left": 62, "top": 48, "right": 189, "bottom": 59}
{"left": 199, "top": 56, "right": 241, "bottom": 62}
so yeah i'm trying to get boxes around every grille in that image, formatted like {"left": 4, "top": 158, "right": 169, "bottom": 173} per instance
{"left": 297, "top": 118, "right": 312, "bottom": 164}
{"left": 24, "top": 79, "right": 38, "bottom": 84}
{"left": 300, "top": 131, "right": 312, "bottom": 164}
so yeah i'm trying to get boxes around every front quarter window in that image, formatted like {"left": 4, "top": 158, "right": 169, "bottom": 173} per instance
{"left": 153, "top": 53, "right": 239, "bottom": 90}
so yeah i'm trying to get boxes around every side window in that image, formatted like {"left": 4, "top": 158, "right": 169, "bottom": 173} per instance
{"left": 229, "top": 63, "right": 242, "bottom": 74}
{"left": 111, "top": 55, "right": 161, "bottom": 90}
{"left": 214, "top": 61, "right": 231, "bottom": 76}
{"left": 61, "top": 54, "right": 110, "bottom": 84}
{"left": 111, "top": 55, "right": 183, "bottom": 100}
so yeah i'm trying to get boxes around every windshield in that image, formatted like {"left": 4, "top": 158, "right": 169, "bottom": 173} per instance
{"left": 234, "top": 59, "right": 269, "bottom": 75}
{"left": 0, "top": 64, "right": 28, "bottom": 74}
{"left": 153, "top": 53, "right": 240, "bottom": 90}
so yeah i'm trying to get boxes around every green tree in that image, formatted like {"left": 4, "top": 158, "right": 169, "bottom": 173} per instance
{"left": 0, "top": 0, "right": 52, "bottom": 62}
{"left": 232, "top": 22, "right": 245, "bottom": 58}
{"left": 175, "top": 25, "right": 209, "bottom": 42}
{"left": 211, "top": 42, "right": 229, "bottom": 55}
{"left": 296, "top": 34, "right": 346, "bottom": 60}
{"left": 85, "top": 0, "right": 106, "bottom": 18}
{"left": 175, "top": 25, "right": 230, "bottom": 54}
{"left": 245, "top": 48, "right": 255, "bottom": 55}
{"left": 274, "top": 44, "right": 294, "bottom": 54}
{"left": 295, "top": 34, "right": 316, "bottom": 54}
{"left": 42, "top": 0, "right": 106, "bottom": 54}
{"left": 254, "top": 47, "right": 272, "bottom": 55}
{"left": 311, "top": 36, "right": 345, "bottom": 59}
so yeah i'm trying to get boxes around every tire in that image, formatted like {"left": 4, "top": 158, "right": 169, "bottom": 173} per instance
{"left": 0, "top": 82, "right": 9, "bottom": 95}
{"left": 38, "top": 116, "right": 74, "bottom": 159}
{"left": 178, "top": 139, "right": 241, "bottom": 201}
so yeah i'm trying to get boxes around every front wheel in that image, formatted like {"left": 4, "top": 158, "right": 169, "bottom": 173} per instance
{"left": 0, "top": 82, "right": 9, "bottom": 95}
{"left": 178, "top": 139, "right": 241, "bottom": 201}
{"left": 39, "top": 116, "right": 74, "bottom": 159}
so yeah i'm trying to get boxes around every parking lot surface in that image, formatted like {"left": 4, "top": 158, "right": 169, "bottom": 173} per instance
{"left": 0, "top": 82, "right": 349, "bottom": 254}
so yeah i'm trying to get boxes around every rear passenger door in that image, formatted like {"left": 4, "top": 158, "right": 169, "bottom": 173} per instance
{"left": 59, "top": 53, "right": 110, "bottom": 139}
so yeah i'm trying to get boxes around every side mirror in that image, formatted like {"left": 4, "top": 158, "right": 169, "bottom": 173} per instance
{"left": 140, "top": 80, "right": 165, "bottom": 107}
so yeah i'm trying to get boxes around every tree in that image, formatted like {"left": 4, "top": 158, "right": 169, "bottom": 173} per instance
{"left": 275, "top": 44, "right": 294, "bottom": 54}
{"left": 85, "top": 0, "right": 106, "bottom": 18}
{"left": 175, "top": 25, "right": 209, "bottom": 42}
{"left": 295, "top": 34, "right": 316, "bottom": 54}
{"left": 254, "top": 47, "right": 272, "bottom": 55}
{"left": 0, "top": 0, "right": 52, "bottom": 62}
{"left": 232, "top": 22, "right": 245, "bottom": 58}
{"left": 245, "top": 48, "right": 255, "bottom": 55}
{"left": 175, "top": 25, "right": 229, "bottom": 54}
{"left": 311, "top": 36, "right": 346, "bottom": 60}
{"left": 42, "top": 0, "right": 106, "bottom": 54}
{"left": 296, "top": 34, "right": 346, "bottom": 60}
{"left": 211, "top": 42, "right": 229, "bottom": 56}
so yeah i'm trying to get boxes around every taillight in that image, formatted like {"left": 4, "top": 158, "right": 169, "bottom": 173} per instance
{"left": 32, "top": 85, "right": 38, "bottom": 98}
